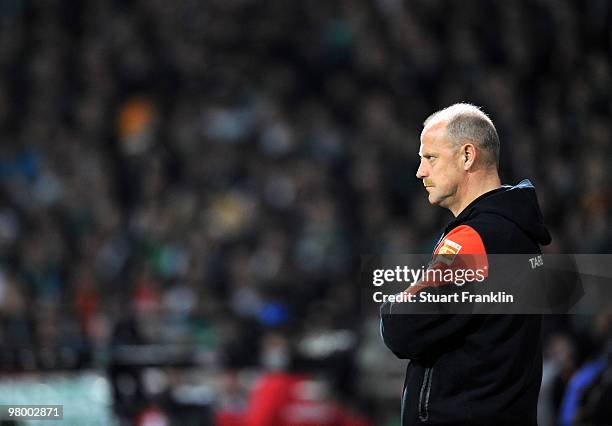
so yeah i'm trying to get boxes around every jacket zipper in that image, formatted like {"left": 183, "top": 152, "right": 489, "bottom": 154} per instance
{"left": 418, "top": 367, "right": 433, "bottom": 422}
{"left": 401, "top": 385, "right": 407, "bottom": 422}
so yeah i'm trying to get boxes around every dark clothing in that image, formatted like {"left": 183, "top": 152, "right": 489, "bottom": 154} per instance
{"left": 380, "top": 180, "right": 550, "bottom": 425}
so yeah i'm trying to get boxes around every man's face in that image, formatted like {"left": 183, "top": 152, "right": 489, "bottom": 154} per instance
{"left": 416, "top": 123, "right": 463, "bottom": 209}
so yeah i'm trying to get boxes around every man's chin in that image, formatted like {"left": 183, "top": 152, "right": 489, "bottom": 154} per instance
{"left": 427, "top": 194, "right": 448, "bottom": 208}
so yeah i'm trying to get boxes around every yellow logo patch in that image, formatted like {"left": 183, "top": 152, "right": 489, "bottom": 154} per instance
{"left": 435, "top": 239, "right": 462, "bottom": 265}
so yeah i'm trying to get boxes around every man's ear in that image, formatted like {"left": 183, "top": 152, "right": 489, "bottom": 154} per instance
{"left": 461, "top": 143, "right": 476, "bottom": 170}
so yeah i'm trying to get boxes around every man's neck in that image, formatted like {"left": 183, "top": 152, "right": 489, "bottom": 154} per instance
{"left": 450, "top": 173, "right": 501, "bottom": 217}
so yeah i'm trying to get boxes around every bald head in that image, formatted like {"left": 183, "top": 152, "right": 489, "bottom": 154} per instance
{"left": 423, "top": 103, "right": 500, "bottom": 169}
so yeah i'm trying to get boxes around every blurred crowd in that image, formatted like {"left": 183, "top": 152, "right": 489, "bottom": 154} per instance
{"left": 0, "top": 0, "right": 611, "bottom": 425}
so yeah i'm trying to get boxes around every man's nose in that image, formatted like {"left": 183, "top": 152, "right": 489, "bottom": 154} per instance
{"left": 416, "top": 159, "right": 427, "bottom": 179}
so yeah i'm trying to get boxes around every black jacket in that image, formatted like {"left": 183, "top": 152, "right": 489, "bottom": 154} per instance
{"left": 380, "top": 180, "right": 551, "bottom": 425}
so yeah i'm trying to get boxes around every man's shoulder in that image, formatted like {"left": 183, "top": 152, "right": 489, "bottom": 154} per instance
{"left": 457, "top": 213, "right": 538, "bottom": 254}
{"left": 439, "top": 224, "right": 486, "bottom": 255}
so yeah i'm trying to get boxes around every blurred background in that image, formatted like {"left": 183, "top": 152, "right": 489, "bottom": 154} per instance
{"left": 0, "top": 0, "right": 611, "bottom": 425}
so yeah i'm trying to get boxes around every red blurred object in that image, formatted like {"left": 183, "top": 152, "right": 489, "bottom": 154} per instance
{"left": 237, "top": 373, "right": 372, "bottom": 426}
{"left": 215, "top": 411, "right": 245, "bottom": 426}
{"left": 135, "top": 405, "right": 169, "bottom": 426}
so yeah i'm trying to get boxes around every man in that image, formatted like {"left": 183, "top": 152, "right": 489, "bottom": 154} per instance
{"left": 380, "top": 103, "right": 551, "bottom": 425}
